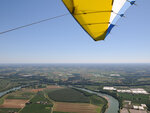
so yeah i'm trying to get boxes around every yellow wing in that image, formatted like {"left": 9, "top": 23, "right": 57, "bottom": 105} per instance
{"left": 62, "top": 0, "right": 113, "bottom": 41}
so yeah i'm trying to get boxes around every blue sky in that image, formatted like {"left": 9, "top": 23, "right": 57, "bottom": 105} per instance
{"left": 0, "top": 0, "right": 150, "bottom": 63}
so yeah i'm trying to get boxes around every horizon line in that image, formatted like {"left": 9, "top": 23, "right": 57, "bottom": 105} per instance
{"left": 0, "top": 62, "right": 150, "bottom": 64}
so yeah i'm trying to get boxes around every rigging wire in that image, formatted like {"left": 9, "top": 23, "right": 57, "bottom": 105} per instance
{"left": 0, "top": 13, "right": 69, "bottom": 35}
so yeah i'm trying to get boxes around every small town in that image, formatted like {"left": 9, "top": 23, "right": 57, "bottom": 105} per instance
{"left": 103, "top": 86, "right": 149, "bottom": 113}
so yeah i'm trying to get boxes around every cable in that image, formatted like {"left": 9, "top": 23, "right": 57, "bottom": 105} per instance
{"left": 0, "top": 13, "right": 69, "bottom": 35}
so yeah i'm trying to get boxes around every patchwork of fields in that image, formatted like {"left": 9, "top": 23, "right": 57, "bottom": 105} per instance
{"left": 0, "top": 85, "right": 107, "bottom": 113}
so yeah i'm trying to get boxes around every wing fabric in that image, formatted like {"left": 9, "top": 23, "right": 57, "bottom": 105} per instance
{"left": 62, "top": 0, "right": 135, "bottom": 41}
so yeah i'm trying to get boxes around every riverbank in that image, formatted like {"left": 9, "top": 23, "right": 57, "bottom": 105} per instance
{"left": 0, "top": 86, "right": 22, "bottom": 98}
{"left": 76, "top": 88, "right": 119, "bottom": 113}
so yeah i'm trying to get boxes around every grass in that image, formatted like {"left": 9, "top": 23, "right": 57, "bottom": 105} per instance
{"left": 48, "top": 88, "right": 90, "bottom": 103}
{"left": 0, "top": 97, "right": 4, "bottom": 105}
{"left": 0, "top": 95, "right": 7, "bottom": 105}
{"left": 90, "top": 95, "right": 107, "bottom": 113}
{"left": 0, "top": 108, "right": 20, "bottom": 113}
{"left": 20, "top": 104, "right": 51, "bottom": 113}
{"left": 90, "top": 95, "right": 106, "bottom": 106}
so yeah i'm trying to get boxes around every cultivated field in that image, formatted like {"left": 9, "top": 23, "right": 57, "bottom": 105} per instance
{"left": 129, "top": 109, "right": 147, "bottom": 113}
{"left": 0, "top": 99, "right": 28, "bottom": 108}
{"left": 20, "top": 91, "right": 53, "bottom": 113}
{"left": 0, "top": 86, "right": 108, "bottom": 113}
{"left": 22, "top": 85, "right": 62, "bottom": 93}
{"left": 48, "top": 88, "right": 89, "bottom": 103}
{"left": 22, "top": 88, "right": 44, "bottom": 93}
{"left": 54, "top": 102, "right": 99, "bottom": 113}
{"left": 0, "top": 108, "right": 20, "bottom": 113}
{"left": 6, "top": 90, "right": 35, "bottom": 100}
{"left": 47, "top": 85, "right": 63, "bottom": 89}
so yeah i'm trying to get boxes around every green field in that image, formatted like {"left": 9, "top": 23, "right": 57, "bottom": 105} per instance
{"left": 118, "top": 93, "right": 150, "bottom": 105}
{"left": 48, "top": 88, "right": 90, "bottom": 103}
{"left": 0, "top": 96, "right": 5, "bottom": 105}
{"left": 47, "top": 87, "right": 107, "bottom": 113}
{"left": 0, "top": 108, "right": 20, "bottom": 113}
{"left": 20, "top": 92, "right": 53, "bottom": 113}
{"left": 6, "top": 91, "right": 34, "bottom": 100}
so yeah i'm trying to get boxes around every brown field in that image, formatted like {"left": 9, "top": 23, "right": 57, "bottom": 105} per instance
{"left": 22, "top": 88, "right": 44, "bottom": 93}
{"left": 22, "top": 85, "right": 63, "bottom": 93}
{"left": 129, "top": 109, "right": 147, "bottom": 113}
{"left": 30, "top": 88, "right": 44, "bottom": 93}
{"left": 47, "top": 85, "right": 63, "bottom": 89}
{"left": 54, "top": 102, "right": 99, "bottom": 113}
{"left": 0, "top": 99, "right": 28, "bottom": 108}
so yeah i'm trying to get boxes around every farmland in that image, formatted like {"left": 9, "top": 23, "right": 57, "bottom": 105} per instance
{"left": 20, "top": 91, "right": 53, "bottom": 113}
{"left": 6, "top": 90, "right": 34, "bottom": 100}
{"left": 0, "top": 88, "right": 36, "bottom": 113}
{"left": 0, "top": 99, "right": 28, "bottom": 108}
{"left": 47, "top": 88, "right": 90, "bottom": 103}
{"left": 54, "top": 102, "right": 99, "bottom": 113}
{"left": 0, "top": 85, "right": 108, "bottom": 113}
{"left": 47, "top": 87, "right": 107, "bottom": 113}
{"left": 0, "top": 108, "right": 20, "bottom": 113}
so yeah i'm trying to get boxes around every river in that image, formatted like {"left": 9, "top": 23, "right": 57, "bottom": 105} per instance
{"left": 0, "top": 86, "right": 22, "bottom": 98}
{"left": 78, "top": 88, "right": 119, "bottom": 113}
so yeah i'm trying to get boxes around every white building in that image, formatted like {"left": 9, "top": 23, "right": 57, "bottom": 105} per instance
{"left": 117, "top": 89, "right": 131, "bottom": 93}
{"left": 103, "top": 87, "right": 116, "bottom": 91}
{"left": 139, "top": 106, "right": 144, "bottom": 110}
{"left": 130, "top": 88, "right": 148, "bottom": 94}
{"left": 133, "top": 106, "right": 139, "bottom": 109}
{"left": 110, "top": 74, "right": 120, "bottom": 77}
{"left": 133, "top": 105, "right": 145, "bottom": 110}
{"left": 141, "top": 104, "right": 147, "bottom": 108}
{"left": 103, "top": 87, "right": 148, "bottom": 94}
{"left": 124, "top": 100, "right": 131, "bottom": 105}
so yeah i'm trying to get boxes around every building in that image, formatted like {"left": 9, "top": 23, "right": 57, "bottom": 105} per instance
{"left": 124, "top": 100, "right": 131, "bottom": 105}
{"left": 133, "top": 106, "right": 139, "bottom": 110}
{"left": 130, "top": 88, "right": 148, "bottom": 94}
{"left": 117, "top": 90, "right": 131, "bottom": 93}
{"left": 110, "top": 74, "right": 120, "bottom": 77}
{"left": 103, "top": 87, "right": 149, "bottom": 95}
{"left": 103, "top": 87, "right": 116, "bottom": 91}
{"left": 133, "top": 105, "right": 145, "bottom": 110}
{"left": 141, "top": 104, "right": 147, "bottom": 108}
{"left": 139, "top": 106, "right": 144, "bottom": 110}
